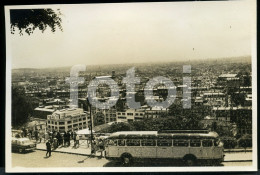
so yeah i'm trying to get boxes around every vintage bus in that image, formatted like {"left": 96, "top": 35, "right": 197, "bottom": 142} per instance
{"left": 104, "top": 130, "right": 224, "bottom": 166}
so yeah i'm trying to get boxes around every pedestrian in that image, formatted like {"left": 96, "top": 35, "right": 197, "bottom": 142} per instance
{"left": 50, "top": 135, "right": 54, "bottom": 148}
{"left": 24, "top": 129, "right": 28, "bottom": 138}
{"left": 29, "top": 130, "right": 33, "bottom": 140}
{"left": 56, "top": 132, "right": 61, "bottom": 147}
{"left": 38, "top": 131, "right": 43, "bottom": 143}
{"left": 91, "top": 140, "right": 96, "bottom": 155}
{"left": 63, "top": 132, "right": 67, "bottom": 147}
{"left": 67, "top": 131, "right": 71, "bottom": 147}
{"left": 73, "top": 132, "right": 77, "bottom": 148}
{"left": 76, "top": 134, "right": 80, "bottom": 148}
{"left": 46, "top": 140, "right": 52, "bottom": 157}
{"left": 21, "top": 127, "right": 25, "bottom": 137}
{"left": 35, "top": 130, "right": 39, "bottom": 143}
{"left": 61, "top": 132, "right": 65, "bottom": 147}
{"left": 53, "top": 137, "right": 58, "bottom": 149}
{"left": 71, "top": 131, "right": 74, "bottom": 141}
{"left": 44, "top": 132, "right": 49, "bottom": 143}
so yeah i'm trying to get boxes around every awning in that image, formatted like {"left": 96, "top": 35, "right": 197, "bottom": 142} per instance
{"left": 76, "top": 128, "right": 95, "bottom": 135}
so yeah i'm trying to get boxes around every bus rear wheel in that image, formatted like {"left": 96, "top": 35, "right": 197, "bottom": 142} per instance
{"left": 121, "top": 154, "right": 132, "bottom": 166}
{"left": 183, "top": 155, "right": 197, "bottom": 166}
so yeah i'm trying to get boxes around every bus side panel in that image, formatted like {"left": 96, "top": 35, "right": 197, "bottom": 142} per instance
{"left": 141, "top": 147, "right": 157, "bottom": 158}
{"left": 172, "top": 147, "right": 187, "bottom": 159}
{"left": 189, "top": 147, "right": 202, "bottom": 159}
{"left": 201, "top": 147, "right": 213, "bottom": 159}
{"left": 126, "top": 147, "right": 142, "bottom": 158}
{"left": 157, "top": 147, "right": 172, "bottom": 158}
{"left": 213, "top": 147, "right": 224, "bottom": 159}
{"left": 108, "top": 146, "right": 119, "bottom": 157}
{"left": 118, "top": 147, "right": 126, "bottom": 157}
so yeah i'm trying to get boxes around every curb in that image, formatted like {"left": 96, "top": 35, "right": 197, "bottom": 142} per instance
{"left": 224, "top": 160, "right": 252, "bottom": 162}
{"left": 224, "top": 150, "right": 252, "bottom": 153}
{"left": 36, "top": 148, "right": 100, "bottom": 157}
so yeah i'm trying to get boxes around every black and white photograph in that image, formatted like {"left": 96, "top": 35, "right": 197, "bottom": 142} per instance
{"left": 5, "top": 0, "right": 257, "bottom": 172}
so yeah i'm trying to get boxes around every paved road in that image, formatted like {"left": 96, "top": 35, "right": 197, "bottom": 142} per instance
{"left": 12, "top": 150, "right": 252, "bottom": 168}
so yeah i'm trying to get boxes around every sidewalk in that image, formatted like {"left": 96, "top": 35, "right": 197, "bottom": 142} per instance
{"left": 36, "top": 140, "right": 102, "bottom": 157}
{"left": 224, "top": 148, "right": 252, "bottom": 153}
{"left": 224, "top": 152, "right": 252, "bottom": 162}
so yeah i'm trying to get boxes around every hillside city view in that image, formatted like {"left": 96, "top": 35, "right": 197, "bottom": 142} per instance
{"left": 12, "top": 56, "right": 252, "bottom": 150}
{"left": 7, "top": 0, "right": 256, "bottom": 170}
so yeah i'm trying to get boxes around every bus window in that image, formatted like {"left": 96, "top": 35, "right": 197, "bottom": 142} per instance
{"left": 190, "top": 139, "right": 201, "bottom": 147}
{"left": 202, "top": 139, "right": 213, "bottom": 147}
{"left": 118, "top": 139, "right": 125, "bottom": 146}
{"left": 107, "top": 139, "right": 117, "bottom": 146}
{"left": 157, "top": 139, "right": 172, "bottom": 147}
{"left": 173, "top": 139, "right": 189, "bottom": 147}
{"left": 126, "top": 139, "right": 140, "bottom": 146}
{"left": 141, "top": 139, "right": 156, "bottom": 146}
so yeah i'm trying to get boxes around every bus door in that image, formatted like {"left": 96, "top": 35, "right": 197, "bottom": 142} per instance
{"left": 106, "top": 139, "right": 118, "bottom": 157}
{"left": 212, "top": 139, "right": 224, "bottom": 159}
{"left": 141, "top": 139, "right": 157, "bottom": 158}
{"left": 201, "top": 139, "right": 214, "bottom": 159}
{"left": 156, "top": 139, "right": 173, "bottom": 158}
{"left": 189, "top": 139, "right": 202, "bottom": 159}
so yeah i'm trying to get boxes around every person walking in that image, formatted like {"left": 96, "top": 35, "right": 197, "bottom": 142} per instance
{"left": 38, "top": 131, "right": 43, "bottom": 143}
{"left": 73, "top": 132, "right": 77, "bottom": 148}
{"left": 46, "top": 140, "right": 52, "bottom": 157}
{"left": 35, "top": 130, "right": 39, "bottom": 143}
{"left": 67, "top": 131, "right": 71, "bottom": 147}
{"left": 61, "top": 132, "right": 65, "bottom": 147}
{"left": 56, "top": 132, "right": 61, "bottom": 147}
{"left": 64, "top": 132, "right": 68, "bottom": 147}
{"left": 71, "top": 131, "right": 74, "bottom": 142}
{"left": 75, "top": 134, "right": 80, "bottom": 148}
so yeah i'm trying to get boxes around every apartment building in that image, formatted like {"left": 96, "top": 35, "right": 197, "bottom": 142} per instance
{"left": 116, "top": 109, "right": 145, "bottom": 122}
{"left": 47, "top": 108, "right": 89, "bottom": 132}
{"left": 144, "top": 107, "right": 168, "bottom": 119}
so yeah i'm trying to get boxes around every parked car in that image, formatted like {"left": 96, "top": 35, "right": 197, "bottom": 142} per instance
{"left": 12, "top": 137, "right": 36, "bottom": 153}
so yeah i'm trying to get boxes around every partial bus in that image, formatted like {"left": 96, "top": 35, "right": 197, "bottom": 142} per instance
{"left": 104, "top": 130, "right": 224, "bottom": 166}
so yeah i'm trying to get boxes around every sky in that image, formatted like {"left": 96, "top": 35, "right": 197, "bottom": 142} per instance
{"left": 7, "top": 0, "right": 256, "bottom": 69}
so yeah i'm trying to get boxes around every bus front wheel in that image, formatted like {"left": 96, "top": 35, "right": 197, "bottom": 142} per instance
{"left": 121, "top": 153, "right": 132, "bottom": 166}
{"left": 18, "top": 148, "right": 24, "bottom": 153}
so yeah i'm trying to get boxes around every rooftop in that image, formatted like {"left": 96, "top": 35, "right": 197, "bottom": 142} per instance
{"left": 219, "top": 74, "right": 237, "bottom": 78}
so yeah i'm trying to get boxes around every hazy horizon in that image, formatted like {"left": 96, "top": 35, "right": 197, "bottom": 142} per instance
{"left": 7, "top": 1, "right": 256, "bottom": 69}
{"left": 12, "top": 55, "right": 251, "bottom": 70}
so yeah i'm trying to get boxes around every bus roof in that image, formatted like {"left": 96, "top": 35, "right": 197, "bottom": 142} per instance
{"left": 108, "top": 131, "right": 219, "bottom": 139}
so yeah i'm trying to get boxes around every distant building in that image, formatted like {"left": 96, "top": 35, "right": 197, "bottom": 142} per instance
{"left": 112, "top": 71, "right": 115, "bottom": 78}
{"left": 212, "top": 106, "right": 252, "bottom": 135}
{"left": 144, "top": 107, "right": 168, "bottom": 119}
{"left": 47, "top": 108, "right": 89, "bottom": 132}
{"left": 202, "top": 92, "right": 226, "bottom": 106}
{"left": 217, "top": 74, "right": 240, "bottom": 87}
{"left": 116, "top": 109, "right": 145, "bottom": 122}
{"left": 102, "top": 108, "right": 117, "bottom": 123}
{"left": 244, "top": 94, "right": 252, "bottom": 106}
{"left": 33, "top": 106, "right": 56, "bottom": 120}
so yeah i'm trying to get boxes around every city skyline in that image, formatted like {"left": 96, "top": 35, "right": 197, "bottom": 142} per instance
{"left": 8, "top": 1, "right": 255, "bottom": 69}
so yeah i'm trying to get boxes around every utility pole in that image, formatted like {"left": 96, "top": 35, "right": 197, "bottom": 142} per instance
{"left": 86, "top": 97, "right": 94, "bottom": 155}
{"left": 89, "top": 104, "right": 94, "bottom": 154}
